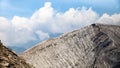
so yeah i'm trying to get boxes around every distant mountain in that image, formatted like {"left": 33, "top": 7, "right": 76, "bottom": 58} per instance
{"left": 0, "top": 41, "right": 34, "bottom": 68}
{"left": 49, "top": 33, "right": 63, "bottom": 38}
{"left": 8, "top": 46, "right": 27, "bottom": 53}
{"left": 21, "top": 24, "right": 120, "bottom": 68}
{"left": 8, "top": 33, "right": 62, "bottom": 53}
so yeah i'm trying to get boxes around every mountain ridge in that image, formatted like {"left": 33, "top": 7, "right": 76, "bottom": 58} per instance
{"left": 23, "top": 23, "right": 120, "bottom": 54}
{"left": 21, "top": 23, "right": 120, "bottom": 68}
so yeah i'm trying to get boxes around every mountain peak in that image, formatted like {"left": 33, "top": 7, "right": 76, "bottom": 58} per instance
{"left": 21, "top": 24, "right": 120, "bottom": 68}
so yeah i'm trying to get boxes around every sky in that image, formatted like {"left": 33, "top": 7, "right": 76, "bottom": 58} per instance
{"left": 0, "top": 0, "right": 120, "bottom": 52}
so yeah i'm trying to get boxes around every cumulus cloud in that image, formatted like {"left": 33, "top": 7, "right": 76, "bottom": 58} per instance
{"left": 0, "top": 32, "right": 7, "bottom": 44}
{"left": 0, "top": 17, "right": 12, "bottom": 45}
{"left": 0, "top": 17, "right": 11, "bottom": 31}
{"left": 97, "top": 13, "right": 120, "bottom": 25}
{"left": 12, "top": 16, "right": 31, "bottom": 30}
{"left": 36, "top": 30, "right": 49, "bottom": 40}
{"left": 31, "top": 2, "right": 54, "bottom": 23}
{"left": 0, "top": 2, "right": 120, "bottom": 47}
{"left": 51, "top": 7, "right": 99, "bottom": 33}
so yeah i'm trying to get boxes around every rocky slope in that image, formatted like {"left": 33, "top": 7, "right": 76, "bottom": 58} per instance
{"left": 21, "top": 24, "right": 120, "bottom": 68}
{"left": 0, "top": 41, "right": 34, "bottom": 68}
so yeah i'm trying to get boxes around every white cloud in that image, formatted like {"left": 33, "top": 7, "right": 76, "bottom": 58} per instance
{"left": 0, "top": 17, "right": 11, "bottom": 31}
{"left": 97, "top": 13, "right": 120, "bottom": 25}
{"left": 36, "top": 31, "right": 49, "bottom": 41}
{"left": 12, "top": 29, "right": 36, "bottom": 44}
{"left": 0, "top": 2, "right": 120, "bottom": 47}
{"left": 12, "top": 16, "right": 31, "bottom": 30}
{"left": 52, "top": 7, "right": 99, "bottom": 33}
{"left": 0, "top": 17, "right": 12, "bottom": 45}
{"left": 0, "top": 32, "right": 7, "bottom": 44}
{"left": 31, "top": 2, "right": 54, "bottom": 23}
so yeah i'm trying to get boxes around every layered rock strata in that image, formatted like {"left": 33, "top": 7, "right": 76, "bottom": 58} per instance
{"left": 22, "top": 24, "right": 120, "bottom": 68}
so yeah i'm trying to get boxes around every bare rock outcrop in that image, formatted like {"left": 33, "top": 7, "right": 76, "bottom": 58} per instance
{"left": 0, "top": 41, "right": 34, "bottom": 68}
{"left": 21, "top": 24, "right": 120, "bottom": 68}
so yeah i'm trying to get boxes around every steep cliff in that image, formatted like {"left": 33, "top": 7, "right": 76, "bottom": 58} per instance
{"left": 21, "top": 24, "right": 120, "bottom": 68}
{"left": 0, "top": 41, "right": 34, "bottom": 68}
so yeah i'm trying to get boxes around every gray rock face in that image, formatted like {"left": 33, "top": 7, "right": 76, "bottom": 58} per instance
{"left": 21, "top": 24, "right": 120, "bottom": 68}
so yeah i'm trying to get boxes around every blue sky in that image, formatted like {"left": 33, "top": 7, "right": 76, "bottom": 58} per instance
{"left": 0, "top": 0, "right": 120, "bottom": 53}
{"left": 0, "top": 0, "right": 120, "bottom": 19}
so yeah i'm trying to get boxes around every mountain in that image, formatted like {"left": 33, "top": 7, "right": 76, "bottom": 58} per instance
{"left": 21, "top": 24, "right": 120, "bottom": 68}
{"left": 8, "top": 33, "right": 62, "bottom": 53}
{"left": 0, "top": 41, "right": 34, "bottom": 68}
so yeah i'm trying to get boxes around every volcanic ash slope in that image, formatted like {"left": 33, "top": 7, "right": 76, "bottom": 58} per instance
{"left": 21, "top": 24, "right": 120, "bottom": 68}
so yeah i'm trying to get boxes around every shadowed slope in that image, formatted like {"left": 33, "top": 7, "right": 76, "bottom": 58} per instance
{"left": 0, "top": 41, "right": 34, "bottom": 68}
